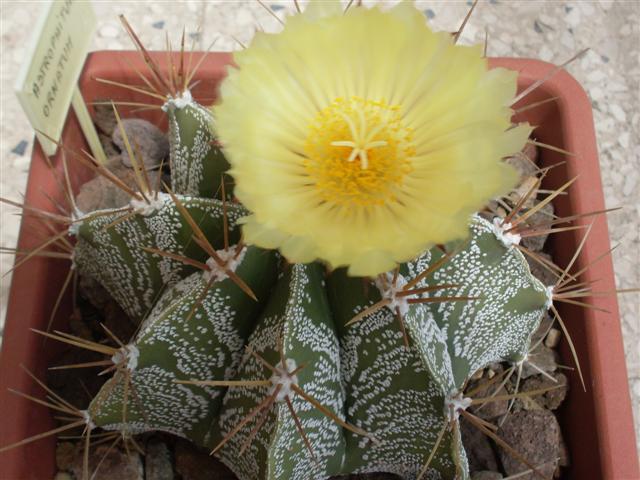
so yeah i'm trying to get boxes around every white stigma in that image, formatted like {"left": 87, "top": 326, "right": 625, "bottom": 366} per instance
{"left": 330, "top": 110, "right": 387, "bottom": 170}
{"left": 268, "top": 358, "right": 299, "bottom": 403}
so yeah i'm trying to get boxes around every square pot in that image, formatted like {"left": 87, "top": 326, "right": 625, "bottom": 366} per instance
{"left": 0, "top": 51, "right": 637, "bottom": 479}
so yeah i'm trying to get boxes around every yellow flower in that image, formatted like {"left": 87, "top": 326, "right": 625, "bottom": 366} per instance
{"left": 214, "top": 1, "right": 531, "bottom": 276}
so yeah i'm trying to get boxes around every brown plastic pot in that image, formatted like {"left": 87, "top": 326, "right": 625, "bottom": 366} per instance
{"left": 0, "top": 52, "right": 637, "bottom": 480}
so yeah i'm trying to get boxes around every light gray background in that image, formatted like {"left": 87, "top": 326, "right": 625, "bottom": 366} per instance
{"left": 1, "top": 0, "right": 638, "bottom": 454}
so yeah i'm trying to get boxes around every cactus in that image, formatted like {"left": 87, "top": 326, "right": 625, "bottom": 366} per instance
{"left": 3, "top": 5, "right": 600, "bottom": 480}
{"left": 164, "top": 91, "right": 232, "bottom": 199}
{"left": 8, "top": 57, "right": 556, "bottom": 480}
{"left": 88, "top": 244, "right": 278, "bottom": 445}
{"left": 66, "top": 173, "right": 550, "bottom": 479}
{"left": 73, "top": 195, "right": 246, "bottom": 322}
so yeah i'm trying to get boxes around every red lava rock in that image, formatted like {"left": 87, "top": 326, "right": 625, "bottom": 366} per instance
{"left": 507, "top": 143, "right": 539, "bottom": 179}
{"left": 461, "top": 417, "right": 499, "bottom": 472}
{"left": 75, "top": 156, "right": 160, "bottom": 213}
{"left": 145, "top": 438, "right": 174, "bottom": 480}
{"left": 174, "top": 439, "right": 236, "bottom": 480}
{"left": 55, "top": 442, "right": 77, "bottom": 471}
{"left": 471, "top": 472, "right": 503, "bottom": 480}
{"left": 69, "top": 445, "right": 143, "bottom": 480}
{"left": 112, "top": 118, "right": 168, "bottom": 169}
{"left": 521, "top": 372, "right": 569, "bottom": 411}
{"left": 497, "top": 410, "right": 560, "bottom": 480}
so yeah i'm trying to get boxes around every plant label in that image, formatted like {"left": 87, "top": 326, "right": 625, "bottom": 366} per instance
{"left": 14, "top": 0, "right": 106, "bottom": 162}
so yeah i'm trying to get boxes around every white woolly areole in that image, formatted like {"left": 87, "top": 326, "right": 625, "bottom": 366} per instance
{"left": 375, "top": 271, "right": 410, "bottom": 316}
{"left": 491, "top": 217, "right": 521, "bottom": 248}
{"left": 162, "top": 89, "right": 194, "bottom": 111}
{"left": 544, "top": 285, "right": 555, "bottom": 309}
{"left": 203, "top": 246, "right": 247, "bottom": 283}
{"left": 444, "top": 392, "right": 472, "bottom": 422}
{"left": 268, "top": 358, "right": 299, "bottom": 403}
{"left": 67, "top": 208, "right": 84, "bottom": 237}
{"left": 129, "top": 193, "right": 168, "bottom": 216}
{"left": 67, "top": 222, "right": 80, "bottom": 237}
{"left": 111, "top": 344, "right": 140, "bottom": 371}
{"left": 81, "top": 410, "right": 95, "bottom": 430}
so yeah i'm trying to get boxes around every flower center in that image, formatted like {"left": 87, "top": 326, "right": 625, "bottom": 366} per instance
{"left": 304, "top": 96, "right": 415, "bottom": 207}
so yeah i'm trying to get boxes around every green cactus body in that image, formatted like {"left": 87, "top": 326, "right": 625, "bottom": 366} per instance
{"left": 67, "top": 92, "right": 554, "bottom": 480}
{"left": 216, "top": 263, "right": 346, "bottom": 480}
{"left": 73, "top": 196, "right": 245, "bottom": 323}
{"left": 422, "top": 215, "right": 549, "bottom": 387}
{"left": 164, "top": 91, "right": 231, "bottom": 198}
{"left": 88, "top": 245, "right": 279, "bottom": 445}
{"left": 327, "top": 269, "right": 463, "bottom": 480}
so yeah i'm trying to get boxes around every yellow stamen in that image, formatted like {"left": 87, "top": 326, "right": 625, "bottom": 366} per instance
{"left": 304, "top": 96, "right": 414, "bottom": 208}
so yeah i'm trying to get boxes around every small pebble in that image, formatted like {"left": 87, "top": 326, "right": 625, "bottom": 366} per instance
{"left": 99, "top": 23, "right": 120, "bottom": 38}
{"left": 509, "top": 176, "right": 539, "bottom": 208}
{"left": 93, "top": 103, "right": 118, "bottom": 136}
{"left": 471, "top": 472, "right": 503, "bottom": 480}
{"left": 544, "top": 328, "right": 561, "bottom": 349}
{"left": 633, "top": 380, "right": 640, "bottom": 398}
{"left": 112, "top": 118, "right": 169, "bottom": 170}
{"left": 152, "top": 20, "right": 165, "bottom": 29}
{"left": 498, "top": 410, "right": 560, "bottom": 480}
{"left": 619, "top": 131, "right": 630, "bottom": 149}
{"left": 11, "top": 139, "right": 28, "bottom": 155}
{"left": 175, "top": 439, "right": 236, "bottom": 480}
{"left": 521, "top": 344, "right": 559, "bottom": 379}
{"left": 507, "top": 142, "right": 539, "bottom": 180}
{"left": 145, "top": 439, "right": 173, "bottom": 480}
{"left": 461, "top": 417, "right": 499, "bottom": 472}
{"left": 533, "top": 20, "right": 543, "bottom": 34}
{"left": 558, "top": 430, "right": 570, "bottom": 467}
{"left": 539, "top": 45, "right": 553, "bottom": 62}
{"left": 56, "top": 442, "right": 76, "bottom": 471}
{"left": 521, "top": 372, "right": 569, "bottom": 411}
{"left": 75, "top": 156, "right": 152, "bottom": 212}
{"left": 527, "top": 254, "right": 559, "bottom": 288}
{"left": 532, "top": 314, "right": 554, "bottom": 346}
{"left": 469, "top": 381, "right": 509, "bottom": 420}
{"left": 609, "top": 104, "right": 627, "bottom": 123}
{"left": 622, "top": 171, "right": 637, "bottom": 197}
{"left": 69, "top": 446, "right": 143, "bottom": 480}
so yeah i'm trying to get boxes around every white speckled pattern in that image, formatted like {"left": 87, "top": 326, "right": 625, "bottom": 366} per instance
{"left": 0, "top": 0, "right": 637, "bottom": 452}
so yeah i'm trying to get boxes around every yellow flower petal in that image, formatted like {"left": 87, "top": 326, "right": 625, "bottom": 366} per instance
{"left": 214, "top": 3, "right": 527, "bottom": 276}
